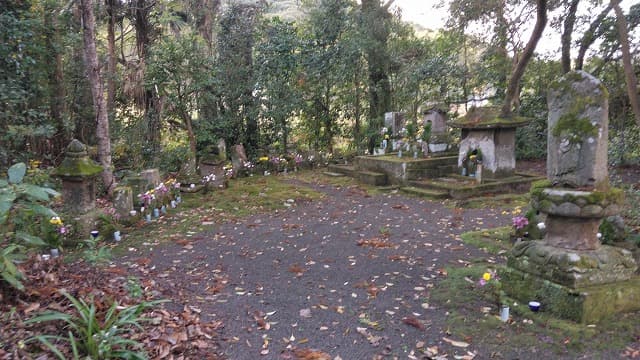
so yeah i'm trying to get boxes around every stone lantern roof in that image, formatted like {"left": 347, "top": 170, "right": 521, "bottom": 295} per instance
{"left": 51, "top": 139, "right": 103, "bottom": 179}
{"left": 449, "top": 106, "right": 530, "bottom": 129}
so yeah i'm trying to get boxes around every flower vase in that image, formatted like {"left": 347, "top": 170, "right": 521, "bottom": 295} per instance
{"left": 398, "top": 150, "right": 402, "bottom": 158}
{"left": 113, "top": 231, "right": 121, "bottom": 242}
{"left": 500, "top": 306, "right": 510, "bottom": 322}
{"left": 145, "top": 214, "right": 152, "bottom": 223}
{"left": 153, "top": 208, "right": 160, "bottom": 218}
{"left": 161, "top": 205, "right": 167, "bottom": 215}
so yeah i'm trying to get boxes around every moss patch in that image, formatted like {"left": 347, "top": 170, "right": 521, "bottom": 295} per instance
{"left": 460, "top": 227, "right": 513, "bottom": 254}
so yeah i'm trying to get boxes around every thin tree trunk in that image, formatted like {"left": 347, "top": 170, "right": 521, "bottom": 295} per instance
{"left": 44, "top": 2, "right": 67, "bottom": 153}
{"left": 612, "top": 0, "right": 640, "bottom": 126}
{"left": 561, "top": 0, "right": 580, "bottom": 73}
{"left": 106, "top": 0, "right": 117, "bottom": 122}
{"left": 500, "top": 0, "right": 547, "bottom": 118}
{"left": 81, "top": 0, "right": 115, "bottom": 192}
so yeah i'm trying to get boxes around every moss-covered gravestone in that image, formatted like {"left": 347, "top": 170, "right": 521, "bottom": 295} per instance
{"left": 52, "top": 139, "right": 103, "bottom": 214}
{"left": 504, "top": 71, "right": 640, "bottom": 323}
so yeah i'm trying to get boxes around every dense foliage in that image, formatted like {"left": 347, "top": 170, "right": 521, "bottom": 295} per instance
{"left": 0, "top": 0, "right": 638, "bottom": 173}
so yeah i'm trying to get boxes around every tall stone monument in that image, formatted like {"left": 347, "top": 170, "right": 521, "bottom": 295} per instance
{"left": 503, "top": 71, "right": 639, "bottom": 323}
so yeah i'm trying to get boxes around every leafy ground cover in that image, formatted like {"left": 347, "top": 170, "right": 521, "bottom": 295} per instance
{"left": 1, "top": 163, "right": 640, "bottom": 359}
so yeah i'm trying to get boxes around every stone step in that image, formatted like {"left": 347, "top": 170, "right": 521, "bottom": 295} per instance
{"left": 400, "top": 186, "right": 449, "bottom": 199}
{"left": 327, "top": 164, "right": 357, "bottom": 177}
{"left": 323, "top": 171, "right": 346, "bottom": 177}
{"left": 357, "top": 170, "right": 387, "bottom": 186}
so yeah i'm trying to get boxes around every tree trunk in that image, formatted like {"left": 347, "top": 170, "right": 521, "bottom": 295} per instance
{"left": 575, "top": 4, "right": 612, "bottom": 70}
{"left": 361, "top": 0, "right": 392, "bottom": 129}
{"left": 612, "top": 0, "right": 640, "bottom": 126}
{"left": 500, "top": 0, "right": 547, "bottom": 118}
{"left": 80, "top": 0, "right": 115, "bottom": 192}
{"left": 44, "top": 1, "right": 67, "bottom": 154}
{"left": 106, "top": 0, "right": 117, "bottom": 122}
{"left": 561, "top": 0, "right": 580, "bottom": 73}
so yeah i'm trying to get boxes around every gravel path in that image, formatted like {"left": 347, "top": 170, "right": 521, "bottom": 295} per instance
{"left": 131, "top": 180, "right": 516, "bottom": 359}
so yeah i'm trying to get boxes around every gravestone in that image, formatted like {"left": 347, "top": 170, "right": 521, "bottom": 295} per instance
{"left": 421, "top": 106, "right": 450, "bottom": 153}
{"left": 384, "top": 112, "right": 406, "bottom": 137}
{"left": 503, "top": 71, "right": 638, "bottom": 323}
{"left": 230, "top": 144, "right": 248, "bottom": 178}
{"left": 140, "top": 169, "right": 161, "bottom": 188}
{"left": 113, "top": 186, "right": 134, "bottom": 218}
{"left": 51, "top": 139, "right": 102, "bottom": 214}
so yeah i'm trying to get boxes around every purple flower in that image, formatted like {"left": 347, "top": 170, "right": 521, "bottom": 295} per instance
{"left": 512, "top": 215, "right": 529, "bottom": 230}
{"left": 59, "top": 226, "right": 67, "bottom": 235}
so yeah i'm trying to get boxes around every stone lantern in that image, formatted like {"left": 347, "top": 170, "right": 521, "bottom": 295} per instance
{"left": 52, "top": 139, "right": 103, "bottom": 214}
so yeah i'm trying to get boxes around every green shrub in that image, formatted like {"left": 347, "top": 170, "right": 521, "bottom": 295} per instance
{"left": 27, "top": 291, "right": 165, "bottom": 359}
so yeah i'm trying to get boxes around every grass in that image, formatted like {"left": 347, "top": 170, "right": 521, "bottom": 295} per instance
{"left": 110, "top": 171, "right": 324, "bottom": 255}
{"left": 460, "top": 227, "right": 513, "bottom": 254}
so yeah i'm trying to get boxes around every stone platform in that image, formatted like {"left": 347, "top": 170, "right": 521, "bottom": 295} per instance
{"left": 503, "top": 266, "right": 640, "bottom": 324}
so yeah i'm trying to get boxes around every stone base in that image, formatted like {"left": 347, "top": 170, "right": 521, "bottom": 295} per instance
{"left": 509, "top": 240, "right": 637, "bottom": 288}
{"left": 502, "top": 266, "right": 640, "bottom": 323}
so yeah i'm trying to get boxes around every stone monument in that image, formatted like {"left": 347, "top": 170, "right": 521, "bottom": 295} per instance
{"left": 503, "top": 71, "right": 639, "bottom": 323}
{"left": 421, "top": 106, "right": 450, "bottom": 154}
{"left": 450, "top": 106, "right": 529, "bottom": 179}
{"left": 384, "top": 112, "right": 406, "bottom": 137}
{"left": 52, "top": 139, "right": 103, "bottom": 214}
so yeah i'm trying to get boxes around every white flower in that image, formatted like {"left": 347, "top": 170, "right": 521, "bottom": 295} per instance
{"left": 537, "top": 222, "right": 546, "bottom": 230}
{"left": 597, "top": 232, "right": 602, "bottom": 239}
{"left": 190, "top": 183, "right": 195, "bottom": 188}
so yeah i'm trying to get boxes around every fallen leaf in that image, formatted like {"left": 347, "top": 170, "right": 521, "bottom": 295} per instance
{"left": 443, "top": 337, "right": 470, "bottom": 348}
{"left": 403, "top": 317, "right": 425, "bottom": 330}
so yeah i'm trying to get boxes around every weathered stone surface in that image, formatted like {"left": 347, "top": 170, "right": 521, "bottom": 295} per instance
{"left": 502, "top": 266, "right": 640, "bottom": 323}
{"left": 555, "top": 202, "right": 582, "bottom": 217}
{"left": 230, "top": 144, "right": 247, "bottom": 177}
{"left": 140, "top": 169, "right": 161, "bottom": 188}
{"left": 384, "top": 112, "right": 406, "bottom": 137}
{"left": 581, "top": 204, "right": 603, "bottom": 217}
{"left": 547, "top": 70, "right": 609, "bottom": 189}
{"left": 544, "top": 215, "right": 601, "bottom": 250}
{"left": 52, "top": 140, "right": 102, "bottom": 214}
{"left": 113, "top": 186, "right": 133, "bottom": 218}
{"left": 509, "top": 240, "right": 637, "bottom": 287}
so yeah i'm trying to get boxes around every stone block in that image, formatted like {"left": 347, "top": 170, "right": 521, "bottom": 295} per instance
{"left": 140, "top": 168, "right": 161, "bottom": 187}
{"left": 113, "top": 186, "right": 133, "bottom": 218}
{"left": 503, "top": 266, "right": 640, "bottom": 323}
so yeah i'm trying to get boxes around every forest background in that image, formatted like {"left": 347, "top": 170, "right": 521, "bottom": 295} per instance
{"left": 1, "top": 0, "right": 639, "bottom": 190}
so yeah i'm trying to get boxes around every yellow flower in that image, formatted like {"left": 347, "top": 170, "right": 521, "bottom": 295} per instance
{"left": 482, "top": 272, "right": 491, "bottom": 281}
{"left": 49, "top": 216, "right": 63, "bottom": 225}
{"left": 259, "top": 156, "right": 269, "bottom": 162}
